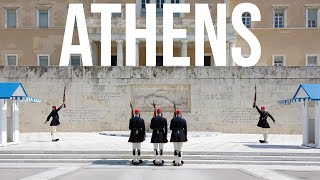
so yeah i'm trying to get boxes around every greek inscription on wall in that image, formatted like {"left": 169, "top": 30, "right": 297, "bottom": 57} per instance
{"left": 131, "top": 84, "right": 190, "bottom": 112}
{"left": 86, "top": 92, "right": 121, "bottom": 100}
{"left": 61, "top": 109, "right": 105, "bottom": 123}
{"left": 222, "top": 108, "right": 257, "bottom": 124}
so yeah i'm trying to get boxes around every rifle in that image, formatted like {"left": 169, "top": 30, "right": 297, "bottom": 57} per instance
{"left": 130, "top": 102, "right": 134, "bottom": 118}
{"left": 253, "top": 84, "right": 256, "bottom": 108}
{"left": 153, "top": 100, "right": 156, "bottom": 117}
{"left": 63, "top": 86, "right": 66, "bottom": 108}
{"left": 173, "top": 103, "right": 177, "bottom": 118}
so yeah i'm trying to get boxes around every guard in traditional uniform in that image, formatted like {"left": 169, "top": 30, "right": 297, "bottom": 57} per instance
{"left": 170, "top": 110, "right": 187, "bottom": 166}
{"left": 128, "top": 109, "right": 146, "bottom": 165}
{"left": 150, "top": 108, "right": 168, "bottom": 166}
{"left": 254, "top": 102, "right": 276, "bottom": 143}
{"left": 45, "top": 103, "right": 64, "bottom": 142}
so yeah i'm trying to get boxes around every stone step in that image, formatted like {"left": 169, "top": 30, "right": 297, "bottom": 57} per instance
{"left": 0, "top": 159, "right": 319, "bottom": 166}
{"left": 0, "top": 151, "right": 319, "bottom": 157}
{"left": 0, "top": 154, "right": 319, "bottom": 162}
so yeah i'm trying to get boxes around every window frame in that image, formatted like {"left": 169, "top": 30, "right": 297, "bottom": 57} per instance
{"left": 5, "top": 54, "right": 19, "bottom": 66}
{"left": 111, "top": 54, "right": 118, "bottom": 66}
{"left": 306, "top": 8, "right": 319, "bottom": 28}
{"left": 242, "top": 12, "right": 251, "bottom": 28}
{"left": 273, "top": 8, "right": 286, "bottom": 28}
{"left": 5, "top": 8, "right": 18, "bottom": 28}
{"left": 141, "top": 0, "right": 150, "bottom": 17}
{"left": 306, "top": 54, "right": 318, "bottom": 66}
{"left": 272, "top": 55, "right": 286, "bottom": 66}
{"left": 37, "top": 8, "right": 50, "bottom": 28}
{"left": 140, "top": 0, "right": 183, "bottom": 17}
{"left": 156, "top": 53, "right": 163, "bottom": 66}
{"left": 37, "top": 54, "right": 50, "bottom": 66}
{"left": 204, "top": 53, "right": 213, "bottom": 66}
{"left": 156, "top": 0, "right": 165, "bottom": 9}
{"left": 70, "top": 55, "right": 82, "bottom": 66}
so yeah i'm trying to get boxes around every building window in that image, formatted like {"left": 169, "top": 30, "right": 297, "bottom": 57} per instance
{"left": 307, "top": 56, "right": 317, "bottom": 66}
{"left": 307, "top": 9, "right": 318, "bottom": 28}
{"left": 142, "top": 0, "right": 150, "bottom": 9}
{"left": 204, "top": 56, "right": 211, "bottom": 66}
{"left": 273, "top": 55, "right": 285, "bottom": 66}
{"left": 5, "top": 54, "right": 18, "bottom": 66}
{"left": 274, "top": 9, "right": 285, "bottom": 28}
{"left": 156, "top": 56, "right": 163, "bottom": 66}
{"left": 242, "top": 12, "right": 251, "bottom": 28}
{"left": 6, "top": 9, "right": 17, "bottom": 28}
{"left": 171, "top": 0, "right": 181, "bottom": 17}
{"left": 112, "top": 13, "right": 122, "bottom": 18}
{"left": 38, "top": 9, "right": 49, "bottom": 28}
{"left": 141, "top": 0, "right": 150, "bottom": 16}
{"left": 70, "top": 55, "right": 81, "bottom": 66}
{"left": 37, "top": 54, "right": 50, "bottom": 66}
{"left": 156, "top": 0, "right": 165, "bottom": 17}
{"left": 111, "top": 56, "right": 117, "bottom": 66}
{"left": 156, "top": 0, "right": 164, "bottom": 9}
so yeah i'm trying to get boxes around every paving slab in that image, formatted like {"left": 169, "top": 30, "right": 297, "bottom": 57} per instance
{"left": 275, "top": 170, "right": 320, "bottom": 180}
{"left": 0, "top": 168, "right": 50, "bottom": 180}
{"left": 55, "top": 168, "right": 262, "bottom": 180}
{"left": 0, "top": 132, "right": 319, "bottom": 154}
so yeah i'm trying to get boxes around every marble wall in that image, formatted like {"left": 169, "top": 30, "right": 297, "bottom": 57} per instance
{"left": 1, "top": 66, "right": 318, "bottom": 133}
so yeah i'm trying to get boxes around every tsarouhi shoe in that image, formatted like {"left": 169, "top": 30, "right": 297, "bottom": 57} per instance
{"left": 131, "top": 160, "right": 139, "bottom": 165}
{"left": 139, "top": 160, "right": 143, "bottom": 164}
{"left": 173, "top": 161, "right": 178, "bottom": 166}
{"left": 159, "top": 160, "right": 164, "bottom": 166}
{"left": 259, "top": 140, "right": 265, "bottom": 143}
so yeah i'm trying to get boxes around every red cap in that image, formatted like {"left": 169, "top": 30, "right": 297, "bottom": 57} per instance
{"left": 156, "top": 108, "right": 162, "bottom": 113}
{"left": 261, "top": 106, "right": 266, "bottom": 110}
{"left": 134, "top": 109, "right": 140, "bottom": 114}
{"left": 52, "top": 106, "right": 56, "bottom": 109}
{"left": 176, "top": 110, "right": 182, "bottom": 114}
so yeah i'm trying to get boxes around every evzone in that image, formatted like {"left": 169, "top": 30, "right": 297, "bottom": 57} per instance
{"left": 128, "top": 102, "right": 188, "bottom": 166}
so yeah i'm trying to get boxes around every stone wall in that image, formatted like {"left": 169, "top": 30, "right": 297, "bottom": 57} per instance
{"left": 1, "top": 66, "right": 319, "bottom": 134}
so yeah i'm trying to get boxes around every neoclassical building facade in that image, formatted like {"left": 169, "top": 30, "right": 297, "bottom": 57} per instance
{"left": 0, "top": 0, "right": 319, "bottom": 66}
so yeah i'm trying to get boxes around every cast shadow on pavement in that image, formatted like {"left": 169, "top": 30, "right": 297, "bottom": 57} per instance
{"left": 244, "top": 144, "right": 311, "bottom": 149}
{"left": 92, "top": 160, "right": 172, "bottom": 167}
